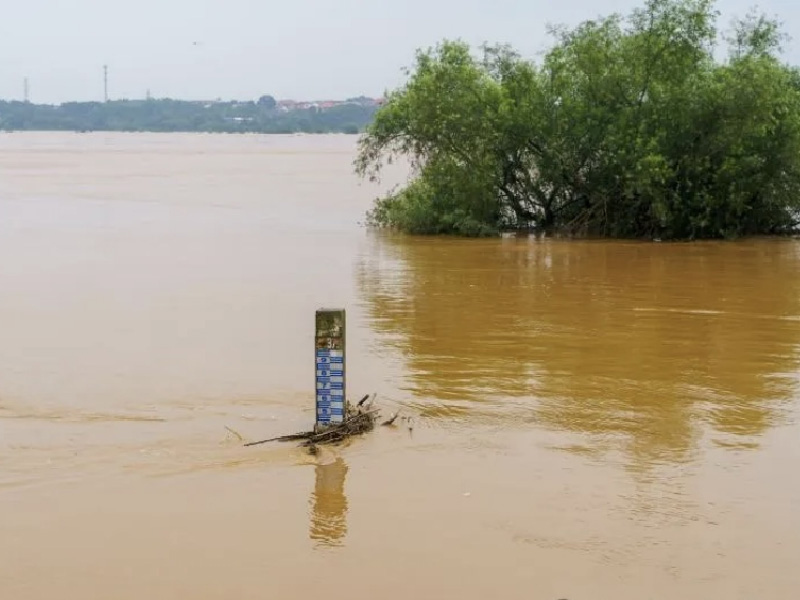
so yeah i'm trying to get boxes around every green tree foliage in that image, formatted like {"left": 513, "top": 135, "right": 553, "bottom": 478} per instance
{"left": 0, "top": 98, "right": 376, "bottom": 135}
{"left": 257, "top": 95, "right": 277, "bottom": 109}
{"left": 356, "top": 0, "right": 800, "bottom": 238}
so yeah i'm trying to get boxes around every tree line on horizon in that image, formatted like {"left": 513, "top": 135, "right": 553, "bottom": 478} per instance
{"left": 0, "top": 96, "right": 377, "bottom": 134}
{"left": 356, "top": 0, "right": 800, "bottom": 239}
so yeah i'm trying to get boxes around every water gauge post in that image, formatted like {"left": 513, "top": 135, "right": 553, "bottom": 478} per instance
{"left": 315, "top": 309, "right": 346, "bottom": 431}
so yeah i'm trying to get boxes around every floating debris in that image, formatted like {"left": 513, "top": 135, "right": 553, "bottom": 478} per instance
{"left": 243, "top": 396, "right": 380, "bottom": 450}
{"left": 224, "top": 426, "right": 244, "bottom": 442}
{"left": 381, "top": 411, "right": 400, "bottom": 426}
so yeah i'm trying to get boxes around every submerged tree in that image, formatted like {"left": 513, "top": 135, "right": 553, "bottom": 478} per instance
{"left": 356, "top": 0, "right": 800, "bottom": 238}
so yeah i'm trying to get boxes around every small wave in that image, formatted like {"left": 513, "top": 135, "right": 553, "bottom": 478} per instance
{"left": 0, "top": 410, "right": 165, "bottom": 423}
{"left": 633, "top": 307, "right": 725, "bottom": 315}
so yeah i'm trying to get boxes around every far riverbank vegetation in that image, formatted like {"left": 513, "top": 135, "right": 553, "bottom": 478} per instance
{"left": 0, "top": 96, "right": 380, "bottom": 134}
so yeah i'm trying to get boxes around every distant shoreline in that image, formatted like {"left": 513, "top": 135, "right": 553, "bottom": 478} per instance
{"left": 0, "top": 97, "right": 379, "bottom": 135}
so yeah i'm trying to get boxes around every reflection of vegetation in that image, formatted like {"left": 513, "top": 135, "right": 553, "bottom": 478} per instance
{"left": 0, "top": 99, "right": 376, "bottom": 134}
{"left": 357, "top": 233, "right": 800, "bottom": 463}
{"left": 309, "top": 457, "right": 348, "bottom": 547}
{"left": 356, "top": 0, "right": 800, "bottom": 238}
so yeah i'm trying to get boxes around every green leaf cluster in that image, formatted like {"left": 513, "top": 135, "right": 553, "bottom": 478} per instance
{"left": 357, "top": 0, "right": 800, "bottom": 239}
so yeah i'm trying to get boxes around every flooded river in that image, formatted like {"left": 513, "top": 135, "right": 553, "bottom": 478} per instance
{"left": 0, "top": 133, "right": 798, "bottom": 599}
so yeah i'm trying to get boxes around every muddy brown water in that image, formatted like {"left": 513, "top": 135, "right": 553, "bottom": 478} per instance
{"left": 0, "top": 132, "right": 798, "bottom": 599}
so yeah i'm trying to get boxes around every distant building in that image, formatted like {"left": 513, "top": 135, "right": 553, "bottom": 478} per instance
{"left": 274, "top": 97, "right": 382, "bottom": 112}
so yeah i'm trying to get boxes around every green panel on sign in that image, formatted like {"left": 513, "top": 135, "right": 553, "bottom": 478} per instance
{"left": 315, "top": 310, "right": 345, "bottom": 340}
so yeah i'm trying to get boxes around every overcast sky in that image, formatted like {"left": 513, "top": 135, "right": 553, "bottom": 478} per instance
{"left": 0, "top": 0, "right": 798, "bottom": 104}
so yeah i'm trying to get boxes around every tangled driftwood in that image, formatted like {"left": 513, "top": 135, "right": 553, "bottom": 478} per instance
{"left": 243, "top": 395, "right": 380, "bottom": 451}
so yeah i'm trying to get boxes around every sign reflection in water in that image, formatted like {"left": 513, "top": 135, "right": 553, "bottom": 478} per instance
{"left": 309, "top": 457, "right": 349, "bottom": 547}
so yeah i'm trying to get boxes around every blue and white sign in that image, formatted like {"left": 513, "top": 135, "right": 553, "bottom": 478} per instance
{"left": 315, "top": 309, "right": 346, "bottom": 427}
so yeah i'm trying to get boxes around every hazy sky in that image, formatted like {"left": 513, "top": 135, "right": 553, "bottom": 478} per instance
{"left": 1, "top": 0, "right": 798, "bottom": 104}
